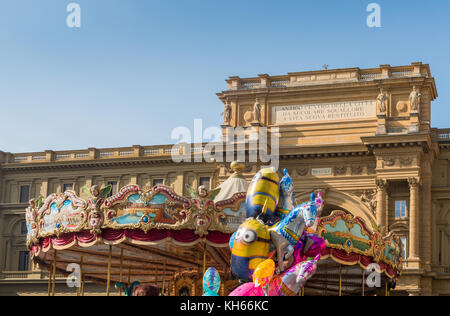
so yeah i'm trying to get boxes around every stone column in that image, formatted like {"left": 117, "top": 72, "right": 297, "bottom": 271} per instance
{"left": 408, "top": 177, "right": 420, "bottom": 262}
{"left": 0, "top": 213, "right": 5, "bottom": 271}
{"left": 376, "top": 179, "right": 387, "bottom": 227}
{"left": 431, "top": 202, "right": 438, "bottom": 266}
{"left": 421, "top": 168, "right": 432, "bottom": 271}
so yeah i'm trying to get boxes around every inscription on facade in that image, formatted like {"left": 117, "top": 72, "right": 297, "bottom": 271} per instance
{"left": 311, "top": 168, "right": 332, "bottom": 176}
{"left": 272, "top": 100, "right": 376, "bottom": 124}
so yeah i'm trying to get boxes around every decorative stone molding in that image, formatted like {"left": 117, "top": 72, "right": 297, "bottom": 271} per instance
{"left": 367, "top": 165, "right": 376, "bottom": 175}
{"left": 297, "top": 167, "right": 309, "bottom": 177}
{"left": 382, "top": 157, "right": 396, "bottom": 167}
{"left": 352, "top": 190, "right": 377, "bottom": 216}
{"left": 399, "top": 156, "right": 413, "bottom": 167}
{"left": 376, "top": 179, "right": 387, "bottom": 191}
{"left": 351, "top": 165, "right": 363, "bottom": 175}
{"left": 408, "top": 177, "right": 420, "bottom": 188}
{"left": 335, "top": 165, "right": 347, "bottom": 175}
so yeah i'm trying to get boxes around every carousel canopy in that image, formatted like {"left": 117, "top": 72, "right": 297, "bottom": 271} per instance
{"left": 25, "top": 164, "right": 402, "bottom": 295}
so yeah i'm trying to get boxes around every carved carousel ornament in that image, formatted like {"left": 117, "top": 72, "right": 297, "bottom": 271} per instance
{"left": 83, "top": 185, "right": 112, "bottom": 235}
{"left": 25, "top": 197, "right": 41, "bottom": 247}
{"left": 185, "top": 184, "right": 221, "bottom": 236}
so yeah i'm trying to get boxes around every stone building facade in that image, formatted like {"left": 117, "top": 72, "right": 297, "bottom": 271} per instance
{"left": 0, "top": 62, "right": 449, "bottom": 295}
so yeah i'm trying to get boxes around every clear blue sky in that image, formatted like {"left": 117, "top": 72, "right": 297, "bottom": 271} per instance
{"left": 1, "top": 0, "right": 449, "bottom": 153}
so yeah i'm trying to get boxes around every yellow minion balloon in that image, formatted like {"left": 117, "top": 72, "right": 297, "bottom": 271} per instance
{"left": 230, "top": 218, "right": 271, "bottom": 281}
{"left": 246, "top": 167, "right": 279, "bottom": 220}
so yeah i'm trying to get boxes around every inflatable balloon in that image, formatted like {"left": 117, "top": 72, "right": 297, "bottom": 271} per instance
{"left": 202, "top": 267, "right": 221, "bottom": 296}
{"left": 270, "top": 192, "right": 318, "bottom": 272}
{"left": 115, "top": 281, "right": 140, "bottom": 296}
{"left": 253, "top": 259, "right": 275, "bottom": 295}
{"left": 230, "top": 218, "right": 271, "bottom": 281}
{"left": 229, "top": 254, "right": 322, "bottom": 297}
{"left": 229, "top": 281, "right": 263, "bottom": 296}
{"left": 246, "top": 167, "right": 279, "bottom": 220}
{"left": 269, "top": 254, "right": 321, "bottom": 296}
{"left": 275, "top": 169, "right": 295, "bottom": 221}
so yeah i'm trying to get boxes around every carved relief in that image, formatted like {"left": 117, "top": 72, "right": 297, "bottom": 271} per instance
{"left": 376, "top": 179, "right": 387, "bottom": 191}
{"left": 408, "top": 177, "right": 420, "bottom": 188}
{"left": 352, "top": 190, "right": 377, "bottom": 216}
{"left": 367, "top": 165, "right": 376, "bottom": 175}
{"left": 297, "top": 167, "right": 309, "bottom": 177}
{"left": 396, "top": 101, "right": 409, "bottom": 114}
{"left": 351, "top": 165, "right": 363, "bottom": 175}
{"left": 399, "top": 156, "right": 413, "bottom": 167}
{"left": 243, "top": 110, "right": 254, "bottom": 126}
{"left": 335, "top": 165, "right": 347, "bottom": 176}
{"left": 382, "top": 157, "right": 396, "bottom": 167}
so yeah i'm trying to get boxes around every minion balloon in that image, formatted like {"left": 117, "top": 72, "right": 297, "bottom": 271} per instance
{"left": 245, "top": 167, "right": 280, "bottom": 221}
{"left": 230, "top": 218, "right": 271, "bottom": 282}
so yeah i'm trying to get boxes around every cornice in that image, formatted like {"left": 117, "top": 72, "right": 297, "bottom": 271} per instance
{"left": 0, "top": 157, "right": 215, "bottom": 173}
{"left": 217, "top": 76, "right": 435, "bottom": 100}
{"left": 361, "top": 132, "right": 432, "bottom": 153}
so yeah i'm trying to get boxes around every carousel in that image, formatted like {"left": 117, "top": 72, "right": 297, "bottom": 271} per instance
{"left": 25, "top": 162, "right": 403, "bottom": 296}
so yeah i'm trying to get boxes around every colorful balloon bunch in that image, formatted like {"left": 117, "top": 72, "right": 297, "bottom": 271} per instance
{"left": 229, "top": 168, "right": 326, "bottom": 296}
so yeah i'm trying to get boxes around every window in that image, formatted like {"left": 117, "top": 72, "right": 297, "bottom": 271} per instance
{"left": 18, "top": 251, "right": 29, "bottom": 271}
{"left": 63, "top": 183, "right": 73, "bottom": 192}
{"left": 20, "top": 221, "right": 28, "bottom": 235}
{"left": 199, "top": 177, "right": 211, "bottom": 189}
{"left": 400, "top": 237, "right": 407, "bottom": 259}
{"left": 19, "top": 185, "right": 30, "bottom": 203}
{"left": 107, "top": 181, "right": 118, "bottom": 197}
{"left": 152, "top": 179, "right": 164, "bottom": 186}
{"left": 395, "top": 200, "right": 407, "bottom": 218}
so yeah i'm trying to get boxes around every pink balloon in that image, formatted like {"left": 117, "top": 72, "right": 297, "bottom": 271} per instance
{"left": 228, "top": 282, "right": 264, "bottom": 296}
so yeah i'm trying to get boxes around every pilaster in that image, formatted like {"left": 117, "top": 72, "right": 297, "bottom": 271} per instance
{"left": 376, "top": 179, "right": 387, "bottom": 227}
{"left": 408, "top": 177, "right": 421, "bottom": 267}
{"left": 421, "top": 162, "right": 432, "bottom": 271}
{"left": 172, "top": 172, "right": 185, "bottom": 196}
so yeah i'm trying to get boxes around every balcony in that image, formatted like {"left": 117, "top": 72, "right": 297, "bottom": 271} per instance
{"left": 2, "top": 144, "right": 187, "bottom": 165}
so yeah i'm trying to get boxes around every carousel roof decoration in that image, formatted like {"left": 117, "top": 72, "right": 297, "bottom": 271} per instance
{"left": 317, "top": 210, "right": 402, "bottom": 279}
